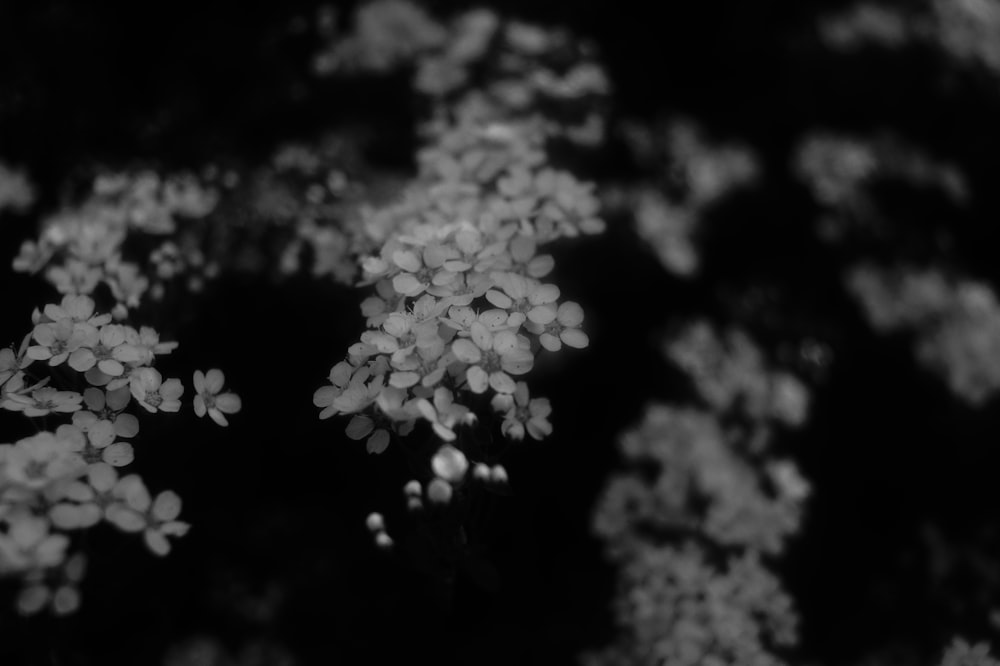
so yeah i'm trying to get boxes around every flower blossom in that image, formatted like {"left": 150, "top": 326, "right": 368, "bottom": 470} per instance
{"left": 192, "top": 369, "right": 242, "bottom": 426}
{"left": 491, "top": 381, "right": 552, "bottom": 440}
{"left": 130, "top": 368, "right": 183, "bottom": 413}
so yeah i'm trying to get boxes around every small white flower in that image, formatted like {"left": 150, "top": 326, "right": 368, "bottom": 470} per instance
{"left": 192, "top": 369, "right": 241, "bottom": 426}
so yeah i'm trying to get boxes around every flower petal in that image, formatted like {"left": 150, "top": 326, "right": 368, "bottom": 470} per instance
{"left": 102, "top": 442, "right": 135, "bottom": 467}
{"left": 346, "top": 415, "right": 375, "bottom": 440}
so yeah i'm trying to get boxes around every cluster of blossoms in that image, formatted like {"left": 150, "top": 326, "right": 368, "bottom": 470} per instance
{"left": 848, "top": 265, "right": 1000, "bottom": 405}
{"left": 163, "top": 635, "right": 296, "bottom": 666}
{"left": 605, "top": 119, "right": 760, "bottom": 277}
{"left": 0, "top": 161, "right": 35, "bottom": 214}
{"left": 582, "top": 544, "right": 798, "bottom": 666}
{"left": 263, "top": 138, "right": 371, "bottom": 284}
{"left": 587, "top": 323, "right": 810, "bottom": 666}
{"left": 819, "top": 0, "right": 1000, "bottom": 78}
{"left": 796, "top": 133, "right": 968, "bottom": 245}
{"left": 939, "top": 638, "right": 1000, "bottom": 666}
{"left": 665, "top": 322, "right": 811, "bottom": 429}
{"left": 316, "top": 1, "right": 610, "bottom": 147}
{"left": 0, "top": 294, "right": 241, "bottom": 614}
{"left": 312, "top": 1, "right": 605, "bottom": 521}
{"left": 13, "top": 170, "right": 220, "bottom": 309}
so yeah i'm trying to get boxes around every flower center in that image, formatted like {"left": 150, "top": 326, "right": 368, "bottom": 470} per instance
{"left": 481, "top": 350, "right": 502, "bottom": 373}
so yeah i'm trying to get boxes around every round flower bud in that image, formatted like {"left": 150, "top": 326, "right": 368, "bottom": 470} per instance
{"left": 365, "top": 512, "right": 385, "bottom": 533}
{"left": 431, "top": 444, "right": 469, "bottom": 483}
{"left": 406, "top": 496, "right": 424, "bottom": 512}
{"left": 374, "top": 532, "right": 394, "bottom": 550}
{"left": 472, "top": 463, "right": 491, "bottom": 481}
{"left": 490, "top": 465, "right": 509, "bottom": 485}
{"left": 427, "top": 478, "right": 453, "bottom": 504}
{"left": 403, "top": 480, "right": 422, "bottom": 498}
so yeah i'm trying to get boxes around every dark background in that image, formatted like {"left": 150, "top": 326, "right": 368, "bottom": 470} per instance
{"left": 3, "top": 1, "right": 1000, "bottom": 664}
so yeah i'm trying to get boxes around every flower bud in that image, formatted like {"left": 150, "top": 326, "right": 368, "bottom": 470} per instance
{"left": 427, "top": 478, "right": 453, "bottom": 504}
{"left": 365, "top": 512, "right": 385, "bottom": 533}
{"left": 431, "top": 444, "right": 468, "bottom": 483}
{"left": 490, "top": 465, "right": 508, "bottom": 485}
{"left": 374, "top": 532, "right": 394, "bottom": 550}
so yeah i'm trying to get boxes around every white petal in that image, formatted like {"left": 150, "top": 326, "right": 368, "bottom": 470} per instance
{"left": 467, "top": 366, "right": 489, "bottom": 393}
{"left": 560, "top": 328, "right": 590, "bottom": 349}
{"left": 203, "top": 369, "right": 225, "bottom": 394}
{"left": 392, "top": 250, "right": 422, "bottom": 273}
{"left": 485, "top": 290, "right": 513, "bottom": 309}
{"left": 389, "top": 372, "right": 420, "bottom": 389}
{"left": 452, "top": 339, "right": 482, "bottom": 364}
{"left": 527, "top": 305, "right": 557, "bottom": 325}
{"left": 489, "top": 372, "right": 516, "bottom": 394}
{"left": 470, "top": 322, "right": 491, "bottom": 350}
{"left": 208, "top": 408, "right": 230, "bottom": 427}
{"left": 214, "top": 393, "right": 241, "bottom": 414}
{"left": 102, "top": 442, "right": 135, "bottom": 467}
{"left": 346, "top": 415, "right": 375, "bottom": 440}
{"left": 367, "top": 429, "right": 390, "bottom": 454}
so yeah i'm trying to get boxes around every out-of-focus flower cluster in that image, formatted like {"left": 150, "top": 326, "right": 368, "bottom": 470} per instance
{"left": 665, "top": 322, "right": 811, "bottom": 429}
{"left": 848, "top": 265, "right": 1000, "bottom": 405}
{"left": 0, "top": 162, "right": 35, "bottom": 214}
{"left": 587, "top": 323, "right": 810, "bottom": 666}
{"left": 231, "top": 136, "right": 381, "bottom": 285}
{"left": 311, "top": 1, "right": 606, "bottom": 516}
{"left": 163, "top": 636, "right": 296, "bottom": 666}
{"left": 313, "top": 0, "right": 446, "bottom": 74}
{"left": 819, "top": 0, "right": 1000, "bottom": 78}
{"left": 13, "top": 171, "right": 219, "bottom": 311}
{"left": 796, "top": 133, "right": 968, "bottom": 244}
{"left": 315, "top": 1, "right": 610, "bottom": 147}
{"left": 603, "top": 119, "right": 759, "bottom": 277}
{"left": 938, "top": 638, "right": 1000, "bottom": 666}
{"left": 582, "top": 544, "right": 797, "bottom": 666}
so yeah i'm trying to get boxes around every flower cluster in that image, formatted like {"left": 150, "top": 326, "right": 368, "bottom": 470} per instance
{"left": 312, "top": 3, "right": 604, "bottom": 510}
{"left": 796, "top": 133, "right": 968, "bottom": 244}
{"left": 315, "top": 2, "right": 610, "bottom": 147}
{"left": 606, "top": 119, "right": 759, "bottom": 277}
{"left": 939, "top": 638, "right": 1000, "bottom": 666}
{"left": 582, "top": 544, "right": 797, "bottom": 666}
{"left": 313, "top": 0, "right": 446, "bottom": 74}
{"left": 0, "top": 294, "right": 240, "bottom": 614}
{"left": 589, "top": 323, "right": 810, "bottom": 665}
{"left": 848, "top": 265, "right": 1000, "bottom": 405}
{"left": 819, "top": 0, "right": 1000, "bottom": 77}
{"left": 665, "top": 322, "right": 810, "bottom": 429}
{"left": 13, "top": 170, "right": 219, "bottom": 311}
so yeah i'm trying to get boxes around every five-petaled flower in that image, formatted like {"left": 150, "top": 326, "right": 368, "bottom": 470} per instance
{"left": 491, "top": 381, "right": 552, "bottom": 440}
{"left": 192, "top": 369, "right": 242, "bottom": 426}
{"left": 130, "top": 368, "right": 183, "bottom": 413}
{"left": 451, "top": 321, "right": 533, "bottom": 394}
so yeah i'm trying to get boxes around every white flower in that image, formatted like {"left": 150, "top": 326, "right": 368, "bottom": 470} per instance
{"left": 491, "top": 382, "right": 552, "bottom": 441}
{"left": 130, "top": 368, "right": 183, "bottom": 413}
{"left": 526, "top": 300, "right": 589, "bottom": 351}
{"left": 451, "top": 322, "right": 533, "bottom": 394}
{"left": 192, "top": 369, "right": 241, "bottom": 426}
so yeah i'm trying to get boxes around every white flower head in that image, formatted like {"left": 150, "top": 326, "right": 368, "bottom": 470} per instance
{"left": 192, "top": 369, "right": 241, "bottom": 426}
